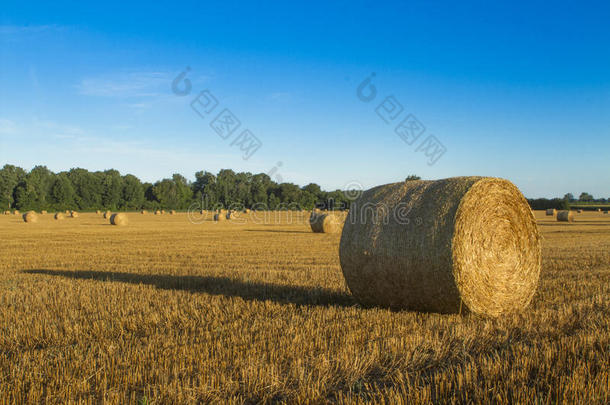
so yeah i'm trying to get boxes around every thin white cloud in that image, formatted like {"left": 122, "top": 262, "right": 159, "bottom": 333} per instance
{"left": 76, "top": 71, "right": 171, "bottom": 98}
{"left": 0, "top": 118, "right": 18, "bottom": 135}
{"left": 0, "top": 25, "right": 64, "bottom": 42}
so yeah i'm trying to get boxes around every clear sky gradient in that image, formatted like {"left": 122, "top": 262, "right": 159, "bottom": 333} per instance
{"left": 1, "top": 1, "right": 609, "bottom": 198}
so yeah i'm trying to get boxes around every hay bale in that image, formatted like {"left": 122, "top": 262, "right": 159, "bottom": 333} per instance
{"left": 4, "top": 210, "right": 10, "bottom": 215}
{"left": 41, "top": 210, "right": 47, "bottom": 215}
{"left": 170, "top": 210, "right": 176, "bottom": 215}
{"left": 545, "top": 208, "right": 556, "bottom": 216}
{"left": 577, "top": 209, "right": 582, "bottom": 213}
{"left": 103, "top": 211, "right": 112, "bottom": 219}
{"left": 141, "top": 210, "right": 147, "bottom": 214}
{"left": 70, "top": 211, "right": 79, "bottom": 218}
{"left": 22, "top": 211, "right": 38, "bottom": 223}
{"left": 213, "top": 213, "right": 225, "bottom": 221}
{"left": 309, "top": 212, "right": 340, "bottom": 233}
{"left": 54, "top": 212, "right": 65, "bottom": 220}
{"left": 161, "top": 210, "right": 166, "bottom": 214}
{"left": 154, "top": 210, "right": 161, "bottom": 215}
{"left": 65, "top": 210, "right": 70, "bottom": 215}
{"left": 14, "top": 210, "right": 20, "bottom": 215}
{"left": 556, "top": 210, "right": 574, "bottom": 222}
{"left": 110, "top": 212, "right": 128, "bottom": 226}
{"left": 339, "top": 177, "right": 541, "bottom": 317}
{"left": 96, "top": 210, "right": 101, "bottom": 214}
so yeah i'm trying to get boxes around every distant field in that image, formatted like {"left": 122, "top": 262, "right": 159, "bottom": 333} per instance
{"left": 1, "top": 210, "right": 608, "bottom": 403}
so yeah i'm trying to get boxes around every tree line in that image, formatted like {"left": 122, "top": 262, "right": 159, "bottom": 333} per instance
{"left": 1, "top": 164, "right": 605, "bottom": 212}
{"left": 0, "top": 164, "right": 354, "bottom": 212}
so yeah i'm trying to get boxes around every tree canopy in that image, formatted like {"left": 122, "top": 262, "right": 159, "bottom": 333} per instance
{"left": 0, "top": 164, "right": 355, "bottom": 211}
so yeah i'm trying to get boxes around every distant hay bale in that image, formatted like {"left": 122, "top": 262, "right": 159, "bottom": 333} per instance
{"left": 110, "top": 212, "right": 128, "bottom": 226}
{"left": 154, "top": 210, "right": 161, "bottom": 215}
{"left": 339, "top": 177, "right": 541, "bottom": 317}
{"left": 577, "top": 209, "right": 582, "bottom": 213}
{"left": 65, "top": 210, "right": 70, "bottom": 215}
{"left": 103, "top": 211, "right": 112, "bottom": 219}
{"left": 70, "top": 211, "right": 79, "bottom": 218}
{"left": 545, "top": 208, "right": 556, "bottom": 216}
{"left": 54, "top": 212, "right": 65, "bottom": 220}
{"left": 41, "top": 210, "right": 47, "bottom": 215}
{"left": 141, "top": 210, "right": 147, "bottom": 214}
{"left": 556, "top": 210, "right": 574, "bottom": 222}
{"left": 4, "top": 210, "right": 10, "bottom": 215}
{"left": 14, "top": 210, "right": 20, "bottom": 215}
{"left": 214, "top": 213, "right": 225, "bottom": 221}
{"left": 170, "top": 210, "right": 176, "bottom": 215}
{"left": 23, "top": 211, "right": 38, "bottom": 223}
{"left": 161, "top": 210, "right": 166, "bottom": 214}
{"left": 96, "top": 210, "right": 101, "bottom": 214}
{"left": 309, "top": 212, "right": 340, "bottom": 233}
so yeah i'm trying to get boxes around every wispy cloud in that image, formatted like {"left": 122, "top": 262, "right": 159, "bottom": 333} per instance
{"left": 268, "top": 92, "right": 292, "bottom": 102}
{"left": 0, "top": 118, "right": 18, "bottom": 135}
{"left": 0, "top": 24, "right": 63, "bottom": 41}
{"left": 76, "top": 71, "right": 171, "bottom": 98}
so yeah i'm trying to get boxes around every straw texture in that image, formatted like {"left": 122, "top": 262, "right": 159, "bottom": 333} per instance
{"left": 110, "top": 213, "right": 128, "bottom": 226}
{"left": 22, "top": 211, "right": 38, "bottom": 223}
{"left": 339, "top": 177, "right": 541, "bottom": 317}
{"left": 556, "top": 210, "right": 574, "bottom": 222}
{"left": 309, "top": 212, "right": 340, "bottom": 233}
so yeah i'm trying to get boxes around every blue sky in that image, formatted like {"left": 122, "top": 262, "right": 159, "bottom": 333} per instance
{"left": 1, "top": 1, "right": 609, "bottom": 198}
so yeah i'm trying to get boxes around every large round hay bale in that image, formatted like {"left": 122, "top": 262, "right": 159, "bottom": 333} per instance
{"left": 103, "top": 211, "right": 111, "bottom": 219}
{"left": 110, "top": 212, "right": 128, "bottom": 226}
{"left": 70, "top": 211, "right": 79, "bottom": 218}
{"left": 4, "top": 210, "right": 10, "bottom": 215}
{"left": 14, "top": 210, "right": 20, "bottom": 215}
{"left": 54, "top": 212, "right": 65, "bottom": 220}
{"left": 214, "top": 213, "right": 225, "bottom": 221}
{"left": 154, "top": 210, "right": 161, "bottom": 215}
{"left": 339, "top": 177, "right": 541, "bottom": 317}
{"left": 556, "top": 210, "right": 574, "bottom": 222}
{"left": 161, "top": 209, "right": 166, "bottom": 214}
{"left": 545, "top": 208, "right": 556, "bottom": 216}
{"left": 23, "top": 211, "right": 38, "bottom": 223}
{"left": 309, "top": 212, "right": 340, "bottom": 233}
{"left": 169, "top": 210, "right": 176, "bottom": 215}
{"left": 96, "top": 210, "right": 101, "bottom": 215}
{"left": 65, "top": 210, "right": 70, "bottom": 215}
{"left": 141, "top": 210, "right": 147, "bottom": 214}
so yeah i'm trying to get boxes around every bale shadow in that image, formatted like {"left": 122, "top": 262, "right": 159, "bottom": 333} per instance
{"left": 22, "top": 269, "right": 356, "bottom": 308}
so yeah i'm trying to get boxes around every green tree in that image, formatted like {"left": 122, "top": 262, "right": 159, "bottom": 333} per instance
{"left": 0, "top": 164, "right": 26, "bottom": 209}
{"left": 50, "top": 174, "right": 77, "bottom": 210}
{"left": 121, "top": 174, "right": 145, "bottom": 209}
{"left": 100, "top": 170, "right": 123, "bottom": 210}
{"left": 579, "top": 192, "right": 594, "bottom": 202}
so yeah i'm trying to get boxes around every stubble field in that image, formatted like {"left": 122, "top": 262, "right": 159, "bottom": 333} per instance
{"left": 0, "top": 210, "right": 608, "bottom": 404}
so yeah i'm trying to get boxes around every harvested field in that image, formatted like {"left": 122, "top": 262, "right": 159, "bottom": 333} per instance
{"left": 0, "top": 210, "right": 608, "bottom": 403}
